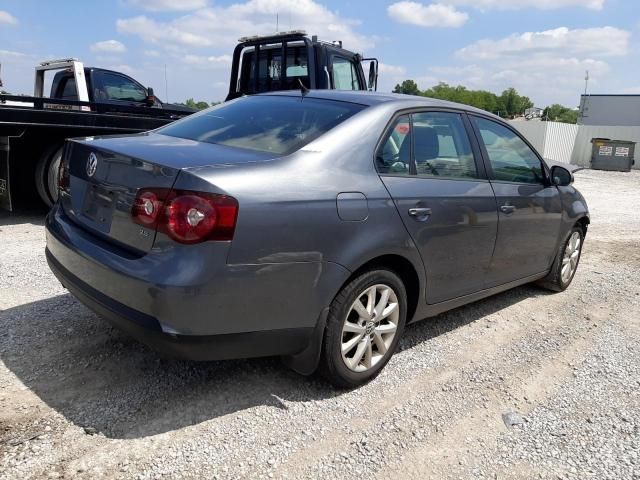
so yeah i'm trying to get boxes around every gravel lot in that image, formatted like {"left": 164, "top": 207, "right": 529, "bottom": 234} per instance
{"left": 1, "top": 169, "right": 639, "bottom": 480}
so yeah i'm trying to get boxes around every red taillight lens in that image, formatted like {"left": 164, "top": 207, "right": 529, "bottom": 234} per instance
{"left": 132, "top": 188, "right": 238, "bottom": 244}
{"left": 132, "top": 190, "right": 162, "bottom": 226}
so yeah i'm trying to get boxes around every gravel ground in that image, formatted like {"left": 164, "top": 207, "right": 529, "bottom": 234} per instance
{"left": 1, "top": 169, "right": 639, "bottom": 480}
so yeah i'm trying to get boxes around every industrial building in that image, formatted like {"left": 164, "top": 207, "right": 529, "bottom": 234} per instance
{"left": 578, "top": 94, "right": 640, "bottom": 126}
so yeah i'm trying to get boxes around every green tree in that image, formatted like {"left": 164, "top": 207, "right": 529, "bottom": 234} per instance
{"left": 392, "top": 79, "right": 536, "bottom": 117}
{"left": 392, "top": 80, "right": 420, "bottom": 96}
{"left": 184, "top": 98, "right": 213, "bottom": 110}
{"left": 542, "top": 104, "right": 579, "bottom": 124}
{"left": 497, "top": 88, "right": 534, "bottom": 118}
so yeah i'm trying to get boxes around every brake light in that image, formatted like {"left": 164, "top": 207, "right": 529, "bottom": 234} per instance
{"left": 132, "top": 188, "right": 239, "bottom": 244}
{"left": 132, "top": 190, "right": 162, "bottom": 226}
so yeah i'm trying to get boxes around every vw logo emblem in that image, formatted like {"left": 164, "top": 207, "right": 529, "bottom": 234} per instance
{"left": 86, "top": 153, "right": 98, "bottom": 178}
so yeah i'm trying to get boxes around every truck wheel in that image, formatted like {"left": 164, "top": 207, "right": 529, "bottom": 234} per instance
{"left": 35, "top": 145, "right": 63, "bottom": 207}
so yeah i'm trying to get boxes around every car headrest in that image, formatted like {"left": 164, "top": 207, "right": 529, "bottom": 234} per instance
{"left": 398, "top": 125, "right": 439, "bottom": 163}
{"left": 413, "top": 125, "right": 439, "bottom": 161}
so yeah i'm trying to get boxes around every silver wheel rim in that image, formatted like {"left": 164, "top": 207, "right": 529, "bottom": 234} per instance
{"left": 341, "top": 284, "right": 399, "bottom": 373}
{"left": 561, "top": 232, "right": 581, "bottom": 284}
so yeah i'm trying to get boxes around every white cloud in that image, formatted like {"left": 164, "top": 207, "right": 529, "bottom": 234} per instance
{"left": 409, "top": 25, "right": 629, "bottom": 106}
{"left": 456, "top": 27, "right": 630, "bottom": 60}
{"left": 144, "top": 49, "right": 161, "bottom": 57}
{"left": 0, "top": 10, "right": 18, "bottom": 24}
{"left": 105, "top": 64, "right": 136, "bottom": 76}
{"left": 387, "top": 2, "right": 468, "bottom": 28}
{"left": 378, "top": 63, "right": 406, "bottom": 75}
{"left": 117, "top": 0, "right": 373, "bottom": 52}
{"left": 90, "top": 40, "right": 127, "bottom": 53}
{"left": 126, "top": 0, "right": 208, "bottom": 11}
{"left": 0, "top": 49, "right": 27, "bottom": 58}
{"left": 620, "top": 86, "right": 640, "bottom": 94}
{"left": 182, "top": 54, "right": 233, "bottom": 69}
{"left": 422, "top": 54, "right": 611, "bottom": 106}
{"left": 445, "top": 0, "right": 604, "bottom": 10}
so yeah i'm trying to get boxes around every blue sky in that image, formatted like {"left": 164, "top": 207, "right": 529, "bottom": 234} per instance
{"left": 1, "top": 0, "right": 638, "bottom": 107}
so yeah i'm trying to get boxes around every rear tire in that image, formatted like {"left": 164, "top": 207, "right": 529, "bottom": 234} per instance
{"left": 319, "top": 269, "right": 407, "bottom": 388}
{"left": 35, "top": 145, "right": 63, "bottom": 207}
{"left": 537, "top": 226, "right": 584, "bottom": 292}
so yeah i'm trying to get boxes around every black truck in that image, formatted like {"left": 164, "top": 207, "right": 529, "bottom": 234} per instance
{"left": 0, "top": 59, "right": 195, "bottom": 210}
{"left": 0, "top": 31, "right": 378, "bottom": 211}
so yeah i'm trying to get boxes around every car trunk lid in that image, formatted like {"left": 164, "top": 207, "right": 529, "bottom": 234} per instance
{"left": 60, "top": 133, "right": 276, "bottom": 254}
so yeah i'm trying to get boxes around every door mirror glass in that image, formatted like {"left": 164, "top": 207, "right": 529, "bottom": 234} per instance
{"left": 368, "top": 61, "right": 376, "bottom": 90}
{"left": 146, "top": 87, "right": 156, "bottom": 106}
{"left": 550, "top": 165, "right": 573, "bottom": 186}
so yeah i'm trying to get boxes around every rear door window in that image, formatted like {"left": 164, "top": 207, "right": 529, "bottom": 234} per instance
{"left": 412, "top": 112, "right": 477, "bottom": 179}
{"left": 242, "top": 45, "right": 310, "bottom": 93}
{"left": 58, "top": 77, "right": 78, "bottom": 100}
{"left": 158, "top": 95, "right": 365, "bottom": 155}
{"left": 376, "top": 115, "right": 412, "bottom": 175}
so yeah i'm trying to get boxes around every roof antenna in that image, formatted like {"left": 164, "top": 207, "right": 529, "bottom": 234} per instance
{"left": 298, "top": 78, "right": 309, "bottom": 98}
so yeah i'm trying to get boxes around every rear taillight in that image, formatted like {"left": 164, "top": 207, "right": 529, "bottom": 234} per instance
{"left": 132, "top": 188, "right": 239, "bottom": 244}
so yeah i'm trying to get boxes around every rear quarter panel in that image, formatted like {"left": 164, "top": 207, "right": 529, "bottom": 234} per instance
{"left": 181, "top": 103, "right": 427, "bottom": 316}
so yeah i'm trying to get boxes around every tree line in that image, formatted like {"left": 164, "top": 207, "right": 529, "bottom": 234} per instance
{"left": 392, "top": 80, "right": 578, "bottom": 123}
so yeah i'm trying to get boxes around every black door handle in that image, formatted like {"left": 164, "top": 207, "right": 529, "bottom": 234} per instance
{"left": 408, "top": 207, "right": 432, "bottom": 218}
{"left": 500, "top": 205, "right": 516, "bottom": 214}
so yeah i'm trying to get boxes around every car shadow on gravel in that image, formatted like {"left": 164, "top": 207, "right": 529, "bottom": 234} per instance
{"left": 0, "top": 286, "right": 550, "bottom": 439}
{"left": 0, "top": 205, "right": 48, "bottom": 227}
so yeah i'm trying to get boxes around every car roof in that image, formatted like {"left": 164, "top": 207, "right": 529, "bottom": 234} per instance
{"left": 258, "top": 89, "right": 499, "bottom": 118}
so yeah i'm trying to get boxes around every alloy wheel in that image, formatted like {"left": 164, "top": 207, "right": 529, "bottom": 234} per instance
{"left": 561, "top": 231, "right": 581, "bottom": 284}
{"left": 340, "top": 284, "right": 399, "bottom": 372}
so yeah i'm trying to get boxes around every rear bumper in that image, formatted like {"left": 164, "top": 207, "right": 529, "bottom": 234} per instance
{"left": 45, "top": 204, "right": 348, "bottom": 360}
{"left": 46, "top": 248, "right": 314, "bottom": 360}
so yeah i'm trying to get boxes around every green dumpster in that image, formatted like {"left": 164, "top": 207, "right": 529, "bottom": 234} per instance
{"left": 590, "top": 138, "right": 636, "bottom": 172}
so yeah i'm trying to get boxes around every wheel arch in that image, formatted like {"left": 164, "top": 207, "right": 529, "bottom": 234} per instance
{"left": 341, "top": 253, "right": 422, "bottom": 323}
{"left": 575, "top": 215, "right": 590, "bottom": 237}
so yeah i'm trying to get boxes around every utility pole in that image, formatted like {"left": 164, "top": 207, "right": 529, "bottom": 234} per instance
{"left": 584, "top": 70, "right": 589, "bottom": 97}
{"left": 164, "top": 64, "right": 169, "bottom": 103}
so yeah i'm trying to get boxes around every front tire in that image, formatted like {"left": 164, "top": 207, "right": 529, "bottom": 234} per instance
{"left": 538, "top": 226, "right": 584, "bottom": 292}
{"left": 319, "top": 269, "right": 407, "bottom": 388}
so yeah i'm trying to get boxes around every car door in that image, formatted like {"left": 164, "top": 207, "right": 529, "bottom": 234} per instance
{"left": 469, "top": 115, "right": 563, "bottom": 286}
{"left": 377, "top": 110, "right": 499, "bottom": 304}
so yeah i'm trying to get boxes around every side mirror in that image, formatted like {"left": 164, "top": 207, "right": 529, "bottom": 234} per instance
{"left": 145, "top": 87, "right": 156, "bottom": 107}
{"left": 550, "top": 165, "right": 573, "bottom": 186}
{"left": 368, "top": 61, "right": 377, "bottom": 91}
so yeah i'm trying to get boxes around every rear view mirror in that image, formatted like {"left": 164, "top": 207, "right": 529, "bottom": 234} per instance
{"left": 146, "top": 87, "right": 156, "bottom": 107}
{"left": 550, "top": 165, "right": 573, "bottom": 186}
{"left": 367, "top": 60, "right": 378, "bottom": 91}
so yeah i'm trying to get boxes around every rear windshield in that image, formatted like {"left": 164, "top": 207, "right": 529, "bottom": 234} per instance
{"left": 157, "top": 95, "right": 365, "bottom": 155}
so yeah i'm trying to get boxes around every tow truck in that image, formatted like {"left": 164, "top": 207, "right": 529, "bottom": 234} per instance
{"left": 0, "top": 31, "right": 378, "bottom": 211}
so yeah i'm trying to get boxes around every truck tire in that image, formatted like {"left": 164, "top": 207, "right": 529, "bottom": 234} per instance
{"left": 35, "top": 145, "right": 63, "bottom": 207}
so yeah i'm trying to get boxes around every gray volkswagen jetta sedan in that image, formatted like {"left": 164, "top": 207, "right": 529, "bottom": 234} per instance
{"left": 45, "top": 90, "right": 589, "bottom": 387}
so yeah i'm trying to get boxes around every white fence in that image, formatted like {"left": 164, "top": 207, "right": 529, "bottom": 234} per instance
{"left": 509, "top": 120, "right": 639, "bottom": 170}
